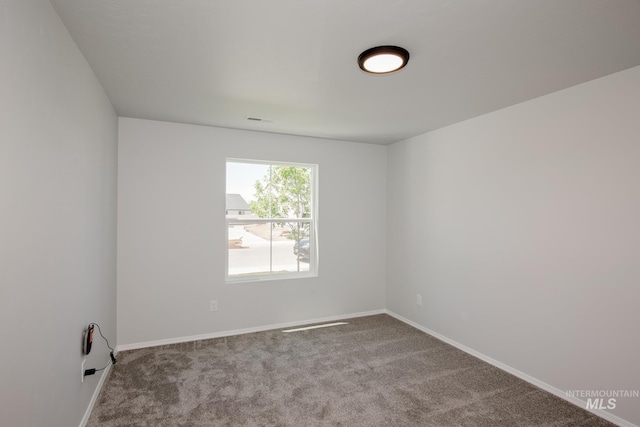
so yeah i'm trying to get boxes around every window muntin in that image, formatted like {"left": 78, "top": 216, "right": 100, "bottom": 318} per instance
{"left": 225, "top": 159, "right": 317, "bottom": 282}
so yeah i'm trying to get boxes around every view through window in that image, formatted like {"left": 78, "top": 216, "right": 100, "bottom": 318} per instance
{"left": 226, "top": 159, "right": 317, "bottom": 281}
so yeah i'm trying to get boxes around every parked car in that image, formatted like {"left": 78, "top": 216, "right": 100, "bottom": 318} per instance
{"left": 293, "top": 238, "right": 310, "bottom": 259}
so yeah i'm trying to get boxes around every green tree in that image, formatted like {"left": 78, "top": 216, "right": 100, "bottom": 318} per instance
{"left": 250, "top": 165, "right": 311, "bottom": 240}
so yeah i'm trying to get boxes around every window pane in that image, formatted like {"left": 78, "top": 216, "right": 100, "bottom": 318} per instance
{"left": 227, "top": 221, "right": 311, "bottom": 277}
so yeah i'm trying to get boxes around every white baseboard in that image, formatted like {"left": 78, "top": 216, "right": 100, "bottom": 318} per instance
{"left": 79, "top": 349, "right": 118, "bottom": 427}
{"left": 116, "top": 309, "right": 387, "bottom": 352}
{"left": 103, "top": 309, "right": 636, "bottom": 427}
{"left": 384, "top": 310, "right": 636, "bottom": 427}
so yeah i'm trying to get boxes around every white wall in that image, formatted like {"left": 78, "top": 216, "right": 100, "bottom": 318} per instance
{"left": 4, "top": 3, "right": 635, "bottom": 424}
{"left": 117, "top": 118, "right": 387, "bottom": 346}
{"left": 0, "top": 1, "right": 118, "bottom": 426}
{"left": 388, "top": 65, "right": 640, "bottom": 425}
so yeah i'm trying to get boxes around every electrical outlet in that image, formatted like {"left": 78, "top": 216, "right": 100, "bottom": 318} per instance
{"left": 416, "top": 294, "right": 422, "bottom": 306}
{"left": 81, "top": 358, "right": 87, "bottom": 383}
{"left": 210, "top": 300, "right": 218, "bottom": 312}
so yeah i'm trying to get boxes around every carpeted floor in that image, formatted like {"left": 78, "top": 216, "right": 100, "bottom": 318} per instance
{"left": 87, "top": 314, "right": 613, "bottom": 426}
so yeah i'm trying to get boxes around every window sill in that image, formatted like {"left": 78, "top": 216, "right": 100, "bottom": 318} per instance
{"left": 225, "top": 271, "right": 318, "bottom": 284}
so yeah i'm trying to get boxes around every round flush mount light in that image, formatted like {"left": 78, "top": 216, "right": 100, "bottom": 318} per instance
{"left": 358, "top": 45, "right": 410, "bottom": 74}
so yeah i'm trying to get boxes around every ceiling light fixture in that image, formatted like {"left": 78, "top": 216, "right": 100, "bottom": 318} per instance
{"left": 358, "top": 45, "right": 410, "bottom": 74}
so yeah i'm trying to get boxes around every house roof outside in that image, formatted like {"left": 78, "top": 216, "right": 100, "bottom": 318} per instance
{"left": 226, "top": 194, "right": 251, "bottom": 212}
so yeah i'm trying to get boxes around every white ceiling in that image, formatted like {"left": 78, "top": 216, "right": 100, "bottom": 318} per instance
{"left": 50, "top": 0, "right": 640, "bottom": 145}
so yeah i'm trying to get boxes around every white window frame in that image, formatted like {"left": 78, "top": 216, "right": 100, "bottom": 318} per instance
{"left": 225, "top": 158, "right": 318, "bottom": 283}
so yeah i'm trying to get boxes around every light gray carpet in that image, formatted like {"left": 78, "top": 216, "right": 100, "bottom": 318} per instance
{"left": 88, "top": 314, "right": 613, "bottom": 426}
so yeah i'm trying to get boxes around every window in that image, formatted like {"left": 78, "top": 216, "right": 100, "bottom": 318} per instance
{"left": 225, "top": 159, "right": 317, "bottom": 282}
